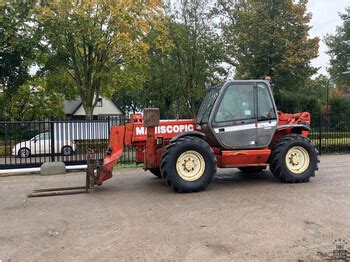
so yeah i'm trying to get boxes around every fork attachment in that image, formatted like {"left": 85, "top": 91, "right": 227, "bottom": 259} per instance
{"left": 27, "top": 150, "right": 96, "bottom": 198}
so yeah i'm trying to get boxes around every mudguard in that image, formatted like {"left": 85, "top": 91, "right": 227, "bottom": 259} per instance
{"left": 276, "top": 124, "right": 311, "bottom": 134}
{"left": 169, "top": 131, "right": 205, "bottom": 143}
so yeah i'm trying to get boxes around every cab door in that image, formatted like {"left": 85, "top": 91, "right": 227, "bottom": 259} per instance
{"left": 256, "top": 82, "right": 278, "bottom": 147}
{"left": 210, "top": 82, "right": 258, "bottom": 149}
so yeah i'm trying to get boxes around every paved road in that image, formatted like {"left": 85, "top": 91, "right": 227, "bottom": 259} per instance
{"left": 0, "top": 154, "right": 349, "bottom": 261}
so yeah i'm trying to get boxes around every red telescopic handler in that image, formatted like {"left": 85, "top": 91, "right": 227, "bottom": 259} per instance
{"left": 28, "top": 80, "right": 319, "bottom": 197}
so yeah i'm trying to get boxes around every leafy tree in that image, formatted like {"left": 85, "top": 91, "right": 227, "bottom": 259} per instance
{"left": 274, "top": 90, "right": 320, "bottom": 115}
{"left": 35, "top": 0, "right": 171, "bottom": 119}
{"left": 140, "top": 1, "right": 226, "bottom": 118}
{"left": 328, "top": 96, "right": 350, "bottom": 131}
{"left": 112, "top": 85, "right": 142, "bottom": 114}
{"left": 325, "top": 7, "right": 350, "bottom": 91}
{"left": 6, "top": 78, "right": 65, "bottom": 121}
{"left": 216, "top": 0, "right": 319, "bottom": 93}
{"left": 0, "top": 1, "right": 38, "bottom": 119}
{"left": 306, "top": 74, "right": 329, "bottom": 102}
{"left": 275, "top": 74, "right": 331, "bottom": 116}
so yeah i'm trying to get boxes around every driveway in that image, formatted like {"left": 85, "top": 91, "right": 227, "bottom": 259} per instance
{"left": 0, "top": 154, "right": 349, "bottom": 261}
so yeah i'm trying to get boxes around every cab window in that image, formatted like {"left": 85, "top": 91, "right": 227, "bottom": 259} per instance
{"left": 257, "top": 83, "right": 276, "bottom": 120}
{"left": 215, "top": 84, "right": 255, "bottom": 122}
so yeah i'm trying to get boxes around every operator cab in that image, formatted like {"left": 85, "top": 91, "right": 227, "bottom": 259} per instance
{"left": 196, "top": 80, "right": 278, "bottom": 149}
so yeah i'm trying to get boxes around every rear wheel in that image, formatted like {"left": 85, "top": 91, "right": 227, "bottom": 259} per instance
{"left": 161, "top": 137, "right": 217, "bottom": 193}
{"left": 18, "top": 148, "right": 30, "bottom": 158}
{"left": 61, "top": 146, "right": 73, "bottom": 156}
{"left": 238, "top": 166, "right": 266, "bottom": 173}
{"left": 270, "top": 135, "right": 319, "bottom": 183}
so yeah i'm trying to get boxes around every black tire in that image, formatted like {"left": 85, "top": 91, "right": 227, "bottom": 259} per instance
{"left": 238, "top": 166, "right": 266, "bottom": 173}
{"left": 160, "top": 137, "right": 217, "bottom": 193}
{"left": 270, "top": 135, "right": 319, "bottom": 183}
{"left": 18, "top": 148, "right": 30, "bottom": 158}
{"left": 149, "top": 168, "right": 162, "bottom": 178}
{"left": 61, "top": 146, "right": 73, "bottom": 156}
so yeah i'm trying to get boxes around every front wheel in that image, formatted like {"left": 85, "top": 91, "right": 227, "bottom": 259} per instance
{"left": 160, "top": 137, "right": 217, "bottom": 193}
{"left": 270, "top": 135, "right": 319, "bottom": 183}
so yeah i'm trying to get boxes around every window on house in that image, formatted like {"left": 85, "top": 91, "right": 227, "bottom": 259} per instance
{"left": 96, "top": 98, "right": 103, "bottom": 107}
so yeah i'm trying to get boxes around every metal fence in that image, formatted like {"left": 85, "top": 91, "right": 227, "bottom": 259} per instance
{"left": 0, "top": 113, "right": 349, "bottom": 170}
{"left": 0, "top": 117, "right": 135, "bottom": 170}
{"left": 310, "top": 113, "right": 350, "bottom": 154}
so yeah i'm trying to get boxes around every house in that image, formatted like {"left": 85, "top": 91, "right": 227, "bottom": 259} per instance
{"left": 64, "top": 97, "right": 123, "bottom": 120}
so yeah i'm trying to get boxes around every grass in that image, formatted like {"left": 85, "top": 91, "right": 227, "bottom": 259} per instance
{"left": 311, "top": 138, "right": 350, "bottom": 146}
{"left": 309, "top": 132, "right": 350, "bottom": 139}
{"left": 115, "top": 162, "right": 143, "bottom": 169}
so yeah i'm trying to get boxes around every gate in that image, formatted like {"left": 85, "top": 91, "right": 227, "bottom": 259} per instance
{"left": 0, "top": 119, "right": 134, "bottom": 170}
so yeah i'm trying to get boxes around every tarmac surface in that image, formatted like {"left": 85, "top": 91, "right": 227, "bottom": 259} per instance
{"left": 0, "top": 154, "right": 349, "bottom": 261}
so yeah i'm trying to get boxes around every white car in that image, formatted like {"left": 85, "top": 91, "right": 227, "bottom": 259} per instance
{"left": 12, "top": 132, "right": 76, "bottom": 158}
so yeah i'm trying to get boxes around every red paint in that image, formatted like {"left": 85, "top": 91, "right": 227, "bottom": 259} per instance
{"left": 217, "top": 149, "right": 271, "bottom": 168}
{"left": 95, "top": 126, "right": 125, "bottom": 185}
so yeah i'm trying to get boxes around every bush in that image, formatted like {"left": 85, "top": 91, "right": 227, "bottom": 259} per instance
{"left": 328, "top": 96, "right": 350, "bottom": 131}
{"left": 274, "top": 91, "right": 321, "bottom": 116}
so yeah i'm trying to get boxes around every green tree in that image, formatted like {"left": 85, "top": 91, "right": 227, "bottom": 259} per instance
{"left": 140, "top": 1, "right": 226, "bottom": 118}
{"left": 275, "top": 74, "right": 330, "bottom": 116}
{"left": 217, "top": 0, "right": 319, "bottom": 93}
{"left": 0, "top": 1, "right": 38, "bottom": 119}
{"left": 6, "top": 78, "right": 65, "bottom": 121}
{"left": 325, "top": 7, "right": 350, "bottom": 91}
{"left": 307, "top": 74, "right": 329, "bottom": 102}
{"left": 35, "top": 0, "right": 171, "bottom": 119}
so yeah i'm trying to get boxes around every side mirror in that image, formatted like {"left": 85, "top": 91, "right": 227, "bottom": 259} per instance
{"left": 143, "top": 108, "right": 160, "bottom": 127}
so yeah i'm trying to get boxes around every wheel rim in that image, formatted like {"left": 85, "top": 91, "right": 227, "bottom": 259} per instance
{"left": 20, "top": 149, "right": 28, "bottom": 158}
{"left": 285, "top": 146, "right": 310, "bottom": 174}
{"left": 63, "top": 147, "right": 71, "bottom": 155}
{"left": 176, "top": 150, "right": 206, "bottom": 181}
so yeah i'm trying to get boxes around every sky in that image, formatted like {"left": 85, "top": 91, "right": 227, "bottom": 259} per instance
{"left": 307, "top": 0, "right": 349, "bottom": 76}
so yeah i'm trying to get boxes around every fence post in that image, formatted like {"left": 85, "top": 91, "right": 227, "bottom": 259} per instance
{"left": 107, "top": 116, "right": 111, "bottom": 138}
{"left": 4, "top": 122, "right": 8, "bottom": 165}
{"left": 318, "top": 114, "right": 322, "bottom": 155}
{"left": 50, "top": 122, "right": 55, "bottom": 162}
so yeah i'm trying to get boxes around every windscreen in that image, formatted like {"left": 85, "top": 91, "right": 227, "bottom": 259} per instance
{"left": 196, "top": 85, "right": 221, "bottom": 124}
